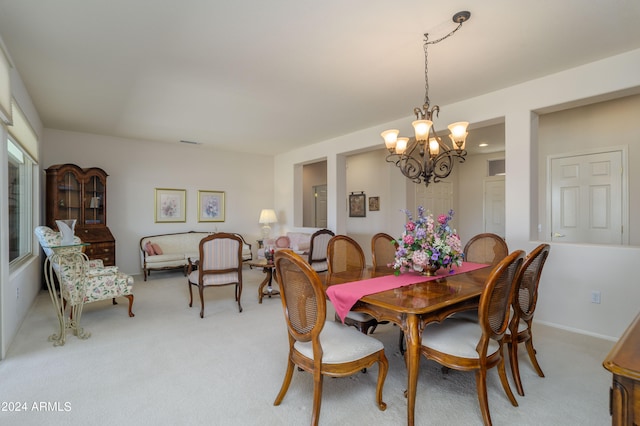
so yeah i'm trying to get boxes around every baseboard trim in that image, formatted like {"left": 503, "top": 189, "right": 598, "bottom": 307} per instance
{"left": 534, "top": 319, "right": 617, "bottom": 342}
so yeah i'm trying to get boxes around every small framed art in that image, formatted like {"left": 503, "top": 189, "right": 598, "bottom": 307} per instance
{"left": 349, "top": 192, "right": 366, "bottom": 217}
{"left": 369, "top": 196, "right": 380, "bottom": 211}
{"left": 198, "top": 190, "right": 225, "bottom": 222}
{"left": 155, "top": 188, "right": 186, "bottom": 223}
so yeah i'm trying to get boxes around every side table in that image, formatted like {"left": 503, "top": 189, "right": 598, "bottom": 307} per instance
{"left": 247, "top": 259, "right": 280, "bottom": 303}
{"left": 43, "top": 243, "right": 91, "bottom": 346}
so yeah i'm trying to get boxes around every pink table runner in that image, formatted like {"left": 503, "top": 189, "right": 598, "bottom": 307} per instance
{"left": 327, "top": 262, "right": 489, "bottom": 322}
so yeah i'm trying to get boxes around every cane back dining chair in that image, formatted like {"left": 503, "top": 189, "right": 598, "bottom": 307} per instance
{"left": 371, "top": 233, "right": 398, "bottom": 277}
{"left": 327, "top": 235, "right": 381, "bottom": 335}
{"left": 273, "top": 249, "right": 388, "bottom": 426}
{"left": 420, "top": 250, "right": 525, "bottom": 426}
{"left": 463, "top": 233, "right": 509, "bottom": 266}
{"left": 187, "top": 233, "right": 243, "bottom": 317}
{"left": 307, "top": 228, "right": 335, "bottom": 273}
{"left": 507, "top": 243, "right": 551, "bottom": 396}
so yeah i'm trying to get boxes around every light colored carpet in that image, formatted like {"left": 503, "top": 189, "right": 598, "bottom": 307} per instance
{"left": 0, "top": 268, "right": 614, "bottom": 425}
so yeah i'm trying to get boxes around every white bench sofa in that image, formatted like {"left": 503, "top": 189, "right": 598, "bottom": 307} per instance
{"left": 140, "top": 231, "right": 252, "bottom": 281}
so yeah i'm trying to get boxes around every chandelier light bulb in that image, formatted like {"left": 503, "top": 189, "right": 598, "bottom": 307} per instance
{"left": 395, "top": 137, "right": 409, "bottom": 154}
{"left": 428, "top": 138, "right": 440, "bottom": 156}
{"left": 412, "top": 120, "right": 433, "bottom": 142}
{"left": 448, "top": 121, "right": 469, "bottom": 150}
{"left": 381, "top": 129, "right": 399, "bottom": 151}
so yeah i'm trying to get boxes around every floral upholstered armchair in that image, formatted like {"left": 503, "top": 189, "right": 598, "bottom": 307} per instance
{"left": 35, "top": 226, "right": 135, "bottom": 317}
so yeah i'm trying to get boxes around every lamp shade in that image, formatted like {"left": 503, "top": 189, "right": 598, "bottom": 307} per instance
{"left": 259, "top": 209, "right": 277, "bottom": 224}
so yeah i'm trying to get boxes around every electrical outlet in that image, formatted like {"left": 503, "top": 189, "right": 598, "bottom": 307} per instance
{"left": 591, "top": 291, "right": 601, "bottom": 304}
{"left": 16, "top": 287, "right": 19, "bottom": 300}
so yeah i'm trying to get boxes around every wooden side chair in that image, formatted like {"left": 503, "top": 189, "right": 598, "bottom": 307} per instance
{"left": 307, "top": 228, "right": 335, "bottom": 272}
{"left": 371, "top": 233, "right": 398, "bottom": 277}
{"left": 507, "top": 243, "right": 551, "bottom": 396}
{"left": 420, "top": 250, "right": 525, "bottom": 426}
{"left": 327, "top": 235, "right": 380, "bottom": 335}
{"left": 273, "top": 249, "right": 388, "bottom": 426}
{"left": 463, "top": 233, "right": 509, "bottom": 265}
{"left": 187, "top": 233, "right": 243, "bottom": 318}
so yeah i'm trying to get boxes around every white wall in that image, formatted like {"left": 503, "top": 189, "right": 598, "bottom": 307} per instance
{"left": 42, "top": 130, "right": 274, "bottom": 275}
{"left": 1, "top": 63, "right": 43, "bottom": 359}
{"left": 274, "top": 48, "right": 640, "bottom": 340}
{"left": 345, "top": 149, "right": 394, "bottom": 265}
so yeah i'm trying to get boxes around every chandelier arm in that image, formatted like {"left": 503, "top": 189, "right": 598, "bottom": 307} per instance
{"left": 398, "top": 155, "right": 424, "bottom": 182}
{"left": 431, "top": 151, "right": 455, "bottom": 181}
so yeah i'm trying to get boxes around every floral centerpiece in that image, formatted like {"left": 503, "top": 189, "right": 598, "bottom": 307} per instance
{"left": 393, "top": 207, "right": 463, "bottom": 276}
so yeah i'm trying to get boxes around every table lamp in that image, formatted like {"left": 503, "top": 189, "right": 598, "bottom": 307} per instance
{"left": 259, "top": 209, "right": 277, "bottom": 239}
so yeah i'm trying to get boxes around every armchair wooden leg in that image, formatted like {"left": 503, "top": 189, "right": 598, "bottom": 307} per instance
{"left": 187, "top": 280, "right": 194, "bottom": 307}
{"left": 124, "top": 295, "right": 135, "bottom": 317}
{"left": 198, "top": 284, "right": 205, "bottom": 318}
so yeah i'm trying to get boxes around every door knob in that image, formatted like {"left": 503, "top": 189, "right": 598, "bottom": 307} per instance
{"left": 552, "top": 232, "right": 565, "bottom": 238}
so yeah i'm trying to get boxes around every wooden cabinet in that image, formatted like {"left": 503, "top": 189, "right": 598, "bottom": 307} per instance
{"left": 603, "top": 312, "right": 640, "bottom": 425}
{"left": 45, "top": 164, "right": 116, "bottom": 266}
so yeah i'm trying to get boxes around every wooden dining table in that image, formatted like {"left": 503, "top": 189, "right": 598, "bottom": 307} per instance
{"left": 326, "top": 264, "right": 493, "bottom": 426}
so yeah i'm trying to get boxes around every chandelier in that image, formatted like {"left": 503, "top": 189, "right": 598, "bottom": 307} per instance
{"left": 381, "top": 11, "right": 471, "bottom": 187}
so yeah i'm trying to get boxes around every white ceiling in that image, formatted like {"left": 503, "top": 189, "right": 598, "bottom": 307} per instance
{"left": 0, "top": 0, "right": 639, "bottom": 155}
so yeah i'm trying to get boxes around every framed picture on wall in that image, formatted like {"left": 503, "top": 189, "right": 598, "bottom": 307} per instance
{"left": 349, "top": 192, "right": 366, "bottom": 217}
{"left": 155, "top": 188, "right": 186, "bottom": 223}
{"left": 198, "top": 190, "right": 225, "bottom": 222}
{"left": 369, "top": 196, "right": 380, "bottom": 211}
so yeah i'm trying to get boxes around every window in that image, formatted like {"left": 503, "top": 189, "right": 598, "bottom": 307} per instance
{"left": 8, "top": 137, "right": 33, "bottom": 263}
{"left": 488, "top": 158, "right": 505, "bottom": 176}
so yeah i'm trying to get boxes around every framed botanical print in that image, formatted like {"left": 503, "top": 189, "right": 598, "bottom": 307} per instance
{"left": 349, "top": 192, "right": 366, "bottom": 217}
{"left": 155, "top": 188, "right": 186, "bottom": 223}
{"left": 198, "top": 190, "right": 225, "bottom": 222}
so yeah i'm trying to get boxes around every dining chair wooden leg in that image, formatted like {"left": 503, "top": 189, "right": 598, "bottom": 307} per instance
{"left": 475, "top": 369, "right": 492, "bottom": 426}
{"left": 509, "top": 338, "right": 525, "bottom": 396}
{"left": 274, "top": 359, "right": 295, "bottom": 406}
{"left": 498, "top": 358, "right": 519, "bottom": 407}
{"left": 311, "top": 370, "right": 324, "bottom": 426}
{"left": 376, "top": 354, "right": 389, "bottom": 411}
{"left": 525, "top": 338, "right": 545, "bottom": 377}
{"left": 398, "top": 330, "right": 405, "bottom": 355}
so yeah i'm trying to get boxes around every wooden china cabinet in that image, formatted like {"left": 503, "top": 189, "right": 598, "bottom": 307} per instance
{"left": 45, "top": 163, "right": 116, "bottom": 266}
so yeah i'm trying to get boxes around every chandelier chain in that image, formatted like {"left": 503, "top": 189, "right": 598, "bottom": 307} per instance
{"left": 422, "top": 20, "right": 464, "bottom": 107}
{"left": 423, "top": 34, "right": 430, "bottom": 106}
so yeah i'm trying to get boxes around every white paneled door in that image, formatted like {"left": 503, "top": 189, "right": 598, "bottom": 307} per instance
{"left": 484, "top": 176, "right": 505, "bottom": 238}
{"left": 550, "top": 150, "right": 623, "bottom": 244}
{"left": 314, "top": 184, "right": 327, "bottom": 228}
{"left": 415, "top": 181, "right": 453, "bottom": 217}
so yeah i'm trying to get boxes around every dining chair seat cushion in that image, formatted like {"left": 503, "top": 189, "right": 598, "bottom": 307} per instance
{"left": 345, "top": 311, "right": 376, "bottom": 322}
{"left": 188, "top": 270, "right": 239, "bottom": 286}
{"left": 422, "top": 319, "right": 500, "bottom": 359}
{"left": 294, "top": 321, "right": 384, "bottom": 364}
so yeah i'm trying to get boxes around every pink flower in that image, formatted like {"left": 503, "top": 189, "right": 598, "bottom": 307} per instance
{"left": 403, "top": 234, "right": 414, "bottom": 245}
{"left": 405, "top": 221, "right": 416, "bottom": 231}
{"left": 438, "top": 214, "right": 447, "bottom": 225}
